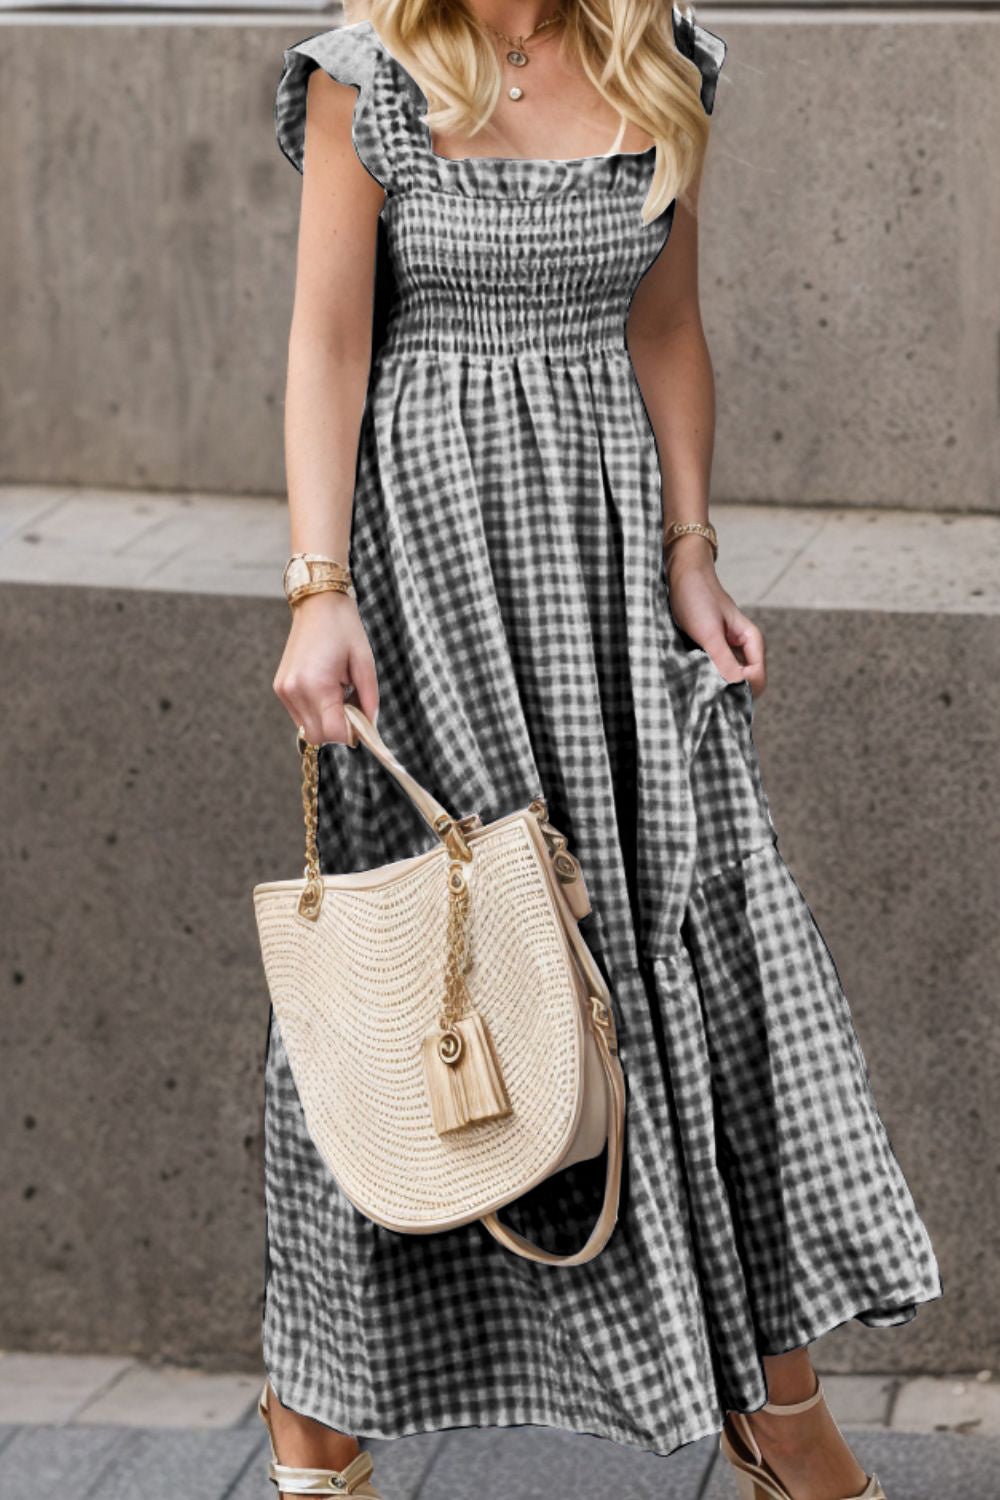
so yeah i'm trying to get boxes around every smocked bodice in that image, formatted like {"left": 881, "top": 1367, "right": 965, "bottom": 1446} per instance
{"left": 379, "top": 179, "right": 671, "bottom": 361}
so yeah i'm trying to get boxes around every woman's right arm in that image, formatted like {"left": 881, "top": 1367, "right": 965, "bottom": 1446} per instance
{"left": 273, "top": 67, "right": 385, "bottom": 745}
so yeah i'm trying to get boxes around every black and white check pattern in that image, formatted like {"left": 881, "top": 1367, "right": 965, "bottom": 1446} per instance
{"left": 263, "top": 15, "right": 942, "bottom": 1458}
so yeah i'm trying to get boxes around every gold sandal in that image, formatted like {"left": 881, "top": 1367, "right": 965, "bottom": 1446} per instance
{"left": 720, "top": 1378, "right": 885, "bottom": 1500}
{"left": 258, "top": 1382, "right": 384, "bottom": 1496}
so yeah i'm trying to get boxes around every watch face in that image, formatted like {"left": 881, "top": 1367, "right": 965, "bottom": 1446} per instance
{"left": 283, "top": 557, "right": 311, "bottom": 595}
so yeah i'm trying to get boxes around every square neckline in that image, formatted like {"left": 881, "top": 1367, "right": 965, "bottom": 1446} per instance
{"left": 360, "top": 19, "right": 657, "bottom": 169}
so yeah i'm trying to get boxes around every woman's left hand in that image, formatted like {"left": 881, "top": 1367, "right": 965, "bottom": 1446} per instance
{"left": 665, "top": 536, "right": 767, "bottom": 697}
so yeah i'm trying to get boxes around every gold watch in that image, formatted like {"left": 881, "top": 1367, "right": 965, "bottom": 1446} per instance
{"left": 283, "top": 552, "right": 354, "bottom": 608}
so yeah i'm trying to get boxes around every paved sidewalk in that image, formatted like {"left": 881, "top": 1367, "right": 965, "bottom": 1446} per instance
{"left": 0, "top": 1356, "right": 997, "bottom": 1499}
{"left": 2, "top": 484, "right": 1000, "bottom": 614}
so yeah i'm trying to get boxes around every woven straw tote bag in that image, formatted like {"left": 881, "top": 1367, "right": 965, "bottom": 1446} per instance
{"left": 253, "top": 701, "right": 627, "bottom": 1265}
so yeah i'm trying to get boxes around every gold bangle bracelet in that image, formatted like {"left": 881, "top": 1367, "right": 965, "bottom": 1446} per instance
{"left": 287, "top": 578, "right": 355, "bottom": 610}
{"left": 663, "top": 521, "right": 719, "bottom": 561}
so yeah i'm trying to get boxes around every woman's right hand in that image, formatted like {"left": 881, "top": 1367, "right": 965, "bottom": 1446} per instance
{"left": 273, "top": 590, "right": 380, "bottom": 745}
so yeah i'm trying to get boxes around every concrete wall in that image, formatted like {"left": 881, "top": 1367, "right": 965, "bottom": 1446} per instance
{"left": 1, "top": 584, "right": 290, "bottom": 1367}
{"left": 1, "top": 9, "right": 998, "bottom": 509}
{"left": 1, "top": 553, "right": 996, "bottom": 1371}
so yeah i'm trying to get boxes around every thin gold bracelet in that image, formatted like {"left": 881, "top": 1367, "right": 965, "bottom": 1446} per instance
{"left": 663, "top": 521, "right": 719, "bottom": 561}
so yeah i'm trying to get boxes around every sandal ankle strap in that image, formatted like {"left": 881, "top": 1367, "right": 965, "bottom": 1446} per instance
{"left": 724, "top": 1378, "right": 825, "bottom": 1467}
{"left": 762, "top": 1376, "right": 825, "bottom": 1416}
{"left": 258, "top": 1381, "right": 380, "bottom": 1496}
{"left": 267, "top": 1451, "right": 375, "bottom": 1494}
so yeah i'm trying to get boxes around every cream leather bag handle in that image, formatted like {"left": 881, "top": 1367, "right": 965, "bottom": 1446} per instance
{"left": 295, "top": 704, "right": 475, "bottom": 921}
{"left": 294, "top": 702, "right": 626, "bottom": 1267}
{"left": 342, "top": 702, "right": 476, "bottom": 860}
{"left": 481, "top": 978, "right": 626, "bottom": 1266}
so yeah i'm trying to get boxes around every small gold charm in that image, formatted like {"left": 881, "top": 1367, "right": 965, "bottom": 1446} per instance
{"left": 438, "top": 1027, "right": 464, "bottom": 1066}
{"left": 296, "top": 877, "right": 324, "bottom": 922}
{"left": 507, "top": 49, "right": 527, "bottom": 65}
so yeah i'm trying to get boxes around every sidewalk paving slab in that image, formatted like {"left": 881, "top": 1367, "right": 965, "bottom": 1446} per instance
{"left": 221, "top": 1430, "right": 276, "bottom": 1500}
{"left": 0, "top": 1425, "right": 264, "bottom": 1500}
{"left": 892, "top": 1376, "right": 1000, "bottom": 1437}
{"left": 4, "top": 485, "right": 1000, "bottom": 615}
{"left": 1, "top": 1424, "right": 999, "bottom": 1500}
{"left": 757, "top": 507, "right": 1000, "bottom": 615}
{"left": 0, "top": 1353, "right": 133, "bottom": 1426}
{"left": 0, "top": 488, "right": 73, "bottom": 546}
{"left": 73, "top": 1362, "right": 261, "bottom": 1429}
{"left": 223, "top": 1428, "right": 449, "bottom": 1500}
{"left": 700, "top": 1430, "right": 1000, "bottom": 1499}
{"left": 399, "top": 1423, "right": 716, "bottom": 1500}
{"left": 0, "top": 1423, "right": 125, "bottom": 1491}
{"left": 818, "top": 1375, "right": 897, "bottom": 1430}
{"left": 363, "top": 1431, "right": 452, "bottom": 1500}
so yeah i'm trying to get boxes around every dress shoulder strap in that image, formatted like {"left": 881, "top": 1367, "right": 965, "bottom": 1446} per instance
{"left": 275, "top": 19, "right": 402, "bottom": 191}
{"left": 672, "top": 2, "right": 728, "bottom": 117}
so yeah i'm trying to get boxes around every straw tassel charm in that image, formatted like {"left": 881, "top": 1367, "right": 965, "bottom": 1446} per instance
{"left": 422, "top": 1011, "right": 512, "bottom": 1135}
{"left": 422, "top": 858, "right": 511, "bottom": 1135}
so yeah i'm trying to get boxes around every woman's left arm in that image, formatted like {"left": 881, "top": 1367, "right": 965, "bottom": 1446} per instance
{"left": 627, "top": 183, "right": 767, "bottom": 696}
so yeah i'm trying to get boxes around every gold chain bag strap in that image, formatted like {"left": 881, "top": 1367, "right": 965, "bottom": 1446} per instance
{"left": 252, "top": 703, "right": 627, "bottom": 1266}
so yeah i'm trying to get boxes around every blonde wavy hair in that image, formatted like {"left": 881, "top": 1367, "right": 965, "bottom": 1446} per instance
{"left": 355, "top": 0, "right": 712, "bottom": 225}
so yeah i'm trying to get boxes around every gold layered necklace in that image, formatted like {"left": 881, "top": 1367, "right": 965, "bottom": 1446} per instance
{"left": 483, "top": 11, "right": 565, "bottom": 101}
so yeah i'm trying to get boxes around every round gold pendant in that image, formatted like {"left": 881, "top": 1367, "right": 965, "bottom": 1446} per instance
{"left": 438, "top": 1027, "right": 463, "bottom": 1066}
{"left": 507, "top": 49, "right": 527, "bottom": 66}
{"left": 509, "top": 86, "right": 524, "bottom": 101}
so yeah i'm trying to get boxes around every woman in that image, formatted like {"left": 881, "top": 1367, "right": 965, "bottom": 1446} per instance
{"left": 259, "top": 2, "right": 942, "bottom": 1496}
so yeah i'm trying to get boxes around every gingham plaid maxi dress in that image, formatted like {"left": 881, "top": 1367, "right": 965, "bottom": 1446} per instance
{"left": 263, "top": 11, "right": 942, "bottom": 1457}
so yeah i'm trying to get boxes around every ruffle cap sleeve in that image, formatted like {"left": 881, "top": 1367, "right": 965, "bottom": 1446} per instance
{"left": 274, "top": 21, "right": 390, "bottom": 190}
{"left": 672, "top": 2, "right": 727, "bottom": 116}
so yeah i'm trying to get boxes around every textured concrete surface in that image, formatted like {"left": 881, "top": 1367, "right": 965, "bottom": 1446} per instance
{"left": 1, "top": 12, "right": 998, "bottom": 509}
{"left": 705, "top": 10, "right": 1000, "bottom": 515}
{"left": 700, "top": 1431, "right": 1000, "bottom": 1500}
{"left": 0, "top": 1354, "right": 133, "bottom": 1426}
{"left": 4, "top": 1358, "right": 1000, "bottom": 1499}
{"left": 819, "top": 1374, "right": 897, "bottom": 1430}
{"left": 893, "top": 1377, "right": 1000, "bottom": 1438}
{"left": 3, "top": 486, "right": 1000, "bottom": 611}
{"left": 1, "top": 583, "right": 292, "bottom": 1367}
{"left": 0, "top": 1356, "right": 258, "bottom": 1430}
{"left": 0, "top": 1418, "right": 998, "bottom": 1500}
{"left": 0, "top": 487, "right": 288, "bottom": 595}
{"left": 7, "top": 1355, "right": 998, "bottom": 1435}
{"left": 72, "top": 1364, "right": 262, "bottom": 1430}
{"left": 1, "top": 569, "right": 995, "bottom": 1371}
{"left": 0, "top": 1425, "right": 271, "bottom": 1500}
